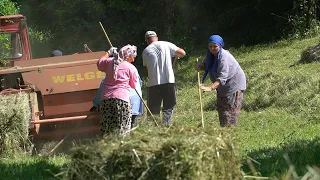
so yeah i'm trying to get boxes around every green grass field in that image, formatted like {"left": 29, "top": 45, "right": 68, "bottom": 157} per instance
{"left": 0, "top": 36, "right": 319, "bottom": 179}
{"left": 0, "top": 156, "right": 69, "bottom": 180}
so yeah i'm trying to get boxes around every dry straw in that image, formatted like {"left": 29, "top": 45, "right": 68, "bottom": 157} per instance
{"left": 0, "top": 92, "right": 31, "bottom": 157}
{"left": 62, "top": 126, "right": 241, "bottom": 180}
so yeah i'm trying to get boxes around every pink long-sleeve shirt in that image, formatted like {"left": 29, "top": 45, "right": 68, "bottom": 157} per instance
{"left": 97, "top": 57, "right": 137, "bottom": 103}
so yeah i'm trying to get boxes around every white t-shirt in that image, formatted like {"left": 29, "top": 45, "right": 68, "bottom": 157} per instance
{"left": 142, "top": 41, "right": 179, "bottom": 87}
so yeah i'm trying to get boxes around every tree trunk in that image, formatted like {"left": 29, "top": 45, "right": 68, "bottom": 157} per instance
{"left": 306, "top": 0, "right": 317, "bottom": 28}
{"left": 163, "top": 0, "right": 175, "bottom": 35}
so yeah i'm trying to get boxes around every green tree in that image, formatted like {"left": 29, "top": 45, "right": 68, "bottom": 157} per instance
{"left": 289, "top": 0, "right": 320, "bottom": 38}
{"left": 18, "top": 0, "right": 109, "bottom": 56}
{"left": 0, "top": 0, "right": 19, "bottom": 15}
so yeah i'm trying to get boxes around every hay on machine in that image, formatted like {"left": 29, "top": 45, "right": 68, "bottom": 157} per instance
{"left": 63, "top": 126, "right": 241, "bottom": 180}
{"left": 0, "top": 92, "right": 32, "bottom": 157}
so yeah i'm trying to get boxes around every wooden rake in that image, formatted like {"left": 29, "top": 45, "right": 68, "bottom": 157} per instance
{"left": 197, "top": 58, "right": 205, "bottom": 128}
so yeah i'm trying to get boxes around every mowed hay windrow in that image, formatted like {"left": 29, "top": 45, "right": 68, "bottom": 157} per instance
{"left": 300, "top": 43, "right": 320, "bottom": 64}
{"left": 64, "top": 126, "right": 241, "bottom": 180}
{"left": 0, "top": 92, "right": 31, "bottom": 157}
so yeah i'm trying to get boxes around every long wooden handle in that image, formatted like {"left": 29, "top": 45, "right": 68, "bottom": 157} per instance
{"left": 197, "top": 58, "right": 204, "bottom": 128}
{"left": 99, "top": 22, "right": 113, "bottom": 48}
{"left": 84, "top": 44, "right": 93, "bottom": 52}
{"left": 134, "top": 89, "right": 159, "bottom": 127}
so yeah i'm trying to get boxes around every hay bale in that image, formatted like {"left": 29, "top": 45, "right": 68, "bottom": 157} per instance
{"left": 0, "top": 92, "right": 31, "bottom": 157}
{"left": 64, "top": 126, "right": 241, "bottom": 180}
{"left": 299, "top": 43, "right": 320, "bottom": 64}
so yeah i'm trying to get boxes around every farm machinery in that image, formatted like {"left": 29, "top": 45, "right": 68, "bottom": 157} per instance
{"left": 0, "top": 14, "right": 104, "bottom": 143}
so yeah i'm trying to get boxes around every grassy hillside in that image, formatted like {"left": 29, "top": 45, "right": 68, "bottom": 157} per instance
{"left": 0, "top": 37, "right": 319, "bottom": 179}
{"left": 173, "top": 36, "right": 320, "bottom": 178}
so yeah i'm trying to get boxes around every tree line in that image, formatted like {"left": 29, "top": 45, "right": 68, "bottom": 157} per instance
{"left": 1, "top": 0, "right": 319, "bottom": 62}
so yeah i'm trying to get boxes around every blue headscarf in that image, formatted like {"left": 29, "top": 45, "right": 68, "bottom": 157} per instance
{"left": 202, "top": 35, "right": 224, "bottom": 83}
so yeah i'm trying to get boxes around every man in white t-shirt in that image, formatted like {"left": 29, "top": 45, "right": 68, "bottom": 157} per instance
{"left": 142, "top": 31, "right": 186, "bottom": 125}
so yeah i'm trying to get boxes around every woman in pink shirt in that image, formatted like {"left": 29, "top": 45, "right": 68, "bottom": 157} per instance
{"left": 97, "top": 44, "right": 138, "bottom": 136}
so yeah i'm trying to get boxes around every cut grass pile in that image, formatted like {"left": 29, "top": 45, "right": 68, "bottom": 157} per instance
{"left": 300, "top": 42, "right": 320, "bottom": 64}
{"left": 0, "top": 92, "right": 31, "bottom": 157}
{"left": 63, "top": 126, "right": 241, "bottom": 180}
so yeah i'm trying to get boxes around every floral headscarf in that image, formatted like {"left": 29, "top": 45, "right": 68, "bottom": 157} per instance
{"left": 119, "top": 44, "right": 137, "bottom": 60}
{"left": 113, "top": 44, "right": 137, "bottom": 79}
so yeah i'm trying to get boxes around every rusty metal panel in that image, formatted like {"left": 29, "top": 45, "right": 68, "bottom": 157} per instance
{"left": 35, "top": 126, "right": 100, "bottom": 139}
{"left": 0, "top": 23, "right": 19, "bottom": 32}
{"left": 0, "top": 51, "right": 106, "bottom": 75}
{"left": 21, "top": 63, "right": 105, "bottom": 95}
{"left": 14, "top": 51, "right": 105, "bottom": 67}
{"left": 0, "top": 51, "right": 106, "bottom": 74}
{"left": 0, "top": 14, "right": 25, "bottom": 19}
{"left": 1, "top": 51, "right": 107, "bottom": 127}
{"left": 15, "top": 50, "right": 106, "bottom": 95}
{"left": 42, "top": 89, "right": 98, "bottom": 118}
{"left": 0, "top": 14, "right": 24, "bottom": 32}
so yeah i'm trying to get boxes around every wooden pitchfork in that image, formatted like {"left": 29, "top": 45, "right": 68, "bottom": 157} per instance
{"left": 98, "top": 22, "right": 159, "bottom": 127}
{"left": 197, "top": 58, "right": 205, "bottom": 128}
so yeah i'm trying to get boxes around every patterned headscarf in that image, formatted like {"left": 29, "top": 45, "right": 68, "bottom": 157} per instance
{"left": 202, "top": 35, "right": 224, "bottom": 83}
{"left": 113, "top": 44, "right": 137, "bottom": 79}
{"left": 119, "top": 44, "right": 137, "bottom": 60}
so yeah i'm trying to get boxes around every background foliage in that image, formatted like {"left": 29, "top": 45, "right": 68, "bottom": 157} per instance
{"left": 2, "top": 0, "right": 319, "bottom": 63}
{"left": 1, "top": 1, "right": 320, "bottom": 178}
